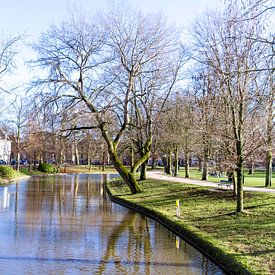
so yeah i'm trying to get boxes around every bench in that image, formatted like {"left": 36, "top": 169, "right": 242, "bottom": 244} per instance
{"left": 218, "top": 180, "right": 233, "bottom": 189}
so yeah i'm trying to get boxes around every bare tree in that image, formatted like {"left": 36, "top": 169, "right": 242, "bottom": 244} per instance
{"left": 31, "top": 6, "right": 184, "bottom": 193}
{"left": 0, "top": 33, "right": 21, "bottom": 115}
{"left": 189, "top": 1, "right": 269, "bottom": 212}
{"left": 8, "top": 92, "right": 29, "bottom": 171}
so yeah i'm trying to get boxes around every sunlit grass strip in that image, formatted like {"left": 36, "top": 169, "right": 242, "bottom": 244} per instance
{"left": 107, "top": 179, "right": 275, "bottom": 274}
{"left": 175, "top": 168, "right": 275, "bottom": 189}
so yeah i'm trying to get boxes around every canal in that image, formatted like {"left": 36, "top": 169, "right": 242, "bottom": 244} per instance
{"left": 0, "top": 174, "right": 225, "bottom": 274}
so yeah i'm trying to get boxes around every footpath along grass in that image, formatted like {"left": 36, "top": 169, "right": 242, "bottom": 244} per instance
{"left": 108, "top": 179, "right": 275, "bottom": 274}
{"left": 176, "top": 168, "right": 275, "bottom": 189}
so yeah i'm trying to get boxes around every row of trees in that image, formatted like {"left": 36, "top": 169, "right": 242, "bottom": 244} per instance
{"left": 0, "top": 0, "right": 274, "bottom": 212}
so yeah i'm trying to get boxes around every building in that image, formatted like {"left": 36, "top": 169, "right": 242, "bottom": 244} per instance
{"left": 0, "top": 130, "right": 11, "bottom": 163}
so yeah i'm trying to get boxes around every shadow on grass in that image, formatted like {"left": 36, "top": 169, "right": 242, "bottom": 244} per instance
{"left": 245, "top": 202, "right": 275, "bottom": 209}
{"left": 192, "top": 211, "right": 237, "bottom": 222}
{"left": 232, "top": 249, "right": 275, "bottom": 257}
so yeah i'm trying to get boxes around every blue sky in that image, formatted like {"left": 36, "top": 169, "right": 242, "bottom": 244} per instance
{"left": 0, "top": 0, "right": 221, "bottom": 90}
{"left": 1, "top": 0, "right": 221, "bottom": 37}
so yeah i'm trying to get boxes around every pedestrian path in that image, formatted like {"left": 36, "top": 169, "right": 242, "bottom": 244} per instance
{"left": 147, "top": 170, "right": 275, "bottom": 194}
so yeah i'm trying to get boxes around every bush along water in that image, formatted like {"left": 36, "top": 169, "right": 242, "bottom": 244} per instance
{"left": 0, "top": 165, "right": 15, "bottom": 178}
{"left": 37, "top": 163, "right": 58, "bottom": 173}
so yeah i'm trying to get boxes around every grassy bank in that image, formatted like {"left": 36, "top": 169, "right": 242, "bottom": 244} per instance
{"left": 0, "top": 170, "right": 29, "bottom": 185}
{"left": 59, "top": 165, "right": 117, "bottom": 174}
{"left": 1, "top": 165, "right": 117, "bottom": 185}
{"left": 108, "top": 179, "right": 275, "bottom": 274}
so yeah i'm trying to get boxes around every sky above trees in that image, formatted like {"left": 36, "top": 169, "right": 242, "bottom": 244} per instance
{"left": 0, "top": 0, "right": 221, "bottom": 86}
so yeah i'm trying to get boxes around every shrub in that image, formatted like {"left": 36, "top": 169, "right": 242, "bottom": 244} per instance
{"left": 0, "top": 165, "right": 15, "bottom": 178}
{"left": 37, "top": 163, "right": 58, "bottom": 173}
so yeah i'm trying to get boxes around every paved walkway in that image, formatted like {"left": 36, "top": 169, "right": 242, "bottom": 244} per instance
{"left": 147, "top": 170, "right": 275, "bottom": 194}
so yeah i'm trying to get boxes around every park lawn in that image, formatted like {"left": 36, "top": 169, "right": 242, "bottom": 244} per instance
{"left": 108, "top": 179, "right": 275, "bottom": 274}
{"left": 60, "top": 165, "right": 117, "bottom": 174}
{"left": 19, "top": 165, "right": 117, "bottom": 175}
{"left": 176, "top": 168, "right": 275, "bottom": 189}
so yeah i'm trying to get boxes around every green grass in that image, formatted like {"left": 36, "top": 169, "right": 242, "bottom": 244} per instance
{"left": 175, "top": 168, "right": 275, "bottom": 189}
{"left": 20, "top": 165, "right": 117, "bottom": 176}
{"left": 1, "top": 165, "right": 118, "bottom": 184}
{"left": 60, "top": 165, "right": 117, "bottom": 174}
{"left": 108, "top": 179, "right": 275, "bottom": 274}
{"left": 0, "top": 169, "right": 29, "bottom": 185}
{"left": 19, "top": 167, "right": 47, "bottom": 176}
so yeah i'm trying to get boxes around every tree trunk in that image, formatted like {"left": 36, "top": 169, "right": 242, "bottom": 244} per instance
{"left": 173, "top": 146, "right": 179, "bottom": 177}
{"left": 232, "top": 171, "right": 237, "bottom": 197}
{"left": 202, "top": 149, "right": 209, "bottom": 180}
{"left": 16, "top": 134, "right": 20, "bottom": 171}
{"left": 151, "top": 156, "right": 156, "bottom": 170}
{"left": 236, "top": 165, "right": 244, "bottom": 212}
{"left": 74, "top": 140, "right": 79, "bottom": 165}
{"left": 162, "top": 156, "right": 168, "bottom": 174}
{"left": 236, "top": 140, "right": 244, "bottom": 212}
{"left": 107, "top": 146, "right": 141, "bottom": 193}
{"left": 167, "top": 149, "right": 172, "bottom": 175}
{"left": 265, "top": 46, "right": 274, "bottom": 187}
{"left": 16, "top": 152, "right": 20, "bottom": 172}
{"left": 130, "top": 145, "right": 134, "bottom": 168}
{"left": 100, "top": 125, "right": 143, "bottom": 194}
{"left": 198, "top": 157, "right": 202, "bottom": 171}
{"left": 140, "top": 158, "right": 148, "bottom": 180}
{"left": 185, "top": 151, "right": 190, "bottom": 178}
{"left": 248, "top": 160, "right": 255, "bottom": 175}
{"left": 265, "top": 150, "right": 272, "bottom": 187}
{"left": 265, "top": 81, "right": 273, "bottom": 186}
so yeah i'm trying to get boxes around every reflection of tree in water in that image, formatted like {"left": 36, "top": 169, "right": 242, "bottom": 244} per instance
{"left": 98, "top": 212, "right": 152, "bottom": 275}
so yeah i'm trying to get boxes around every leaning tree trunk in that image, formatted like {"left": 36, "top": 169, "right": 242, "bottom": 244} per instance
{"left": 104, "top": 137, "right": 142, "bottom": 193}
{"left": 111, "top": 151, "right": 142, "bottom": 194}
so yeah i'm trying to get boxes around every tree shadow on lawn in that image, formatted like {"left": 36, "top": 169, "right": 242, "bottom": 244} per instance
{"left": 191, "top": 211, "right": 237, "bottom": 222}
{"left": 231, "top": 249, "right": 275, "bottom": 257}
{"left": 245, "top": 202, "right": 275, "bottom": 209}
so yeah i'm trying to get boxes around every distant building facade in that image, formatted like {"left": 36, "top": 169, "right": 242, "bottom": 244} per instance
{"left": 0, "top": 130, "right": 11, "bottom": 163}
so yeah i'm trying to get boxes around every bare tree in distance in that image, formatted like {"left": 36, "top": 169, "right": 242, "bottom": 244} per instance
{"left": 8, "top": 92, "right": 29, "bottom": 171}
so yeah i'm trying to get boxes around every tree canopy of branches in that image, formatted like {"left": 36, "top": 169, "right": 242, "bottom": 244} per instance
{"left": 189, "top": 0, "right": 274, "bottom": 212}
{"left": 31, "top": 6, "right": 185, "bottom": 194}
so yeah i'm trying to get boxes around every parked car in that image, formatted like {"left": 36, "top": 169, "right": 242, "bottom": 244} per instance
{"left": 10, "top": 160, "right": 16, "bottom": 165}
{"left": 20, "top": 159, "right": 28, "bottom": 165}
{"left": 0, "top": 160, "right": 7, "bottom": 165}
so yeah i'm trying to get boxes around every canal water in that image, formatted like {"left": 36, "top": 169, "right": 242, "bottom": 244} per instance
{"left": 0, "top": 174, "right": 225, "bottom": 274}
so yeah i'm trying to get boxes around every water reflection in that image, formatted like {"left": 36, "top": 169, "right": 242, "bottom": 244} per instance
{"left": 0, "top": 174, "right": 224, "bottom": 274}
{"left": 0, "top": 187, "right": 10, "bottom": 210}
